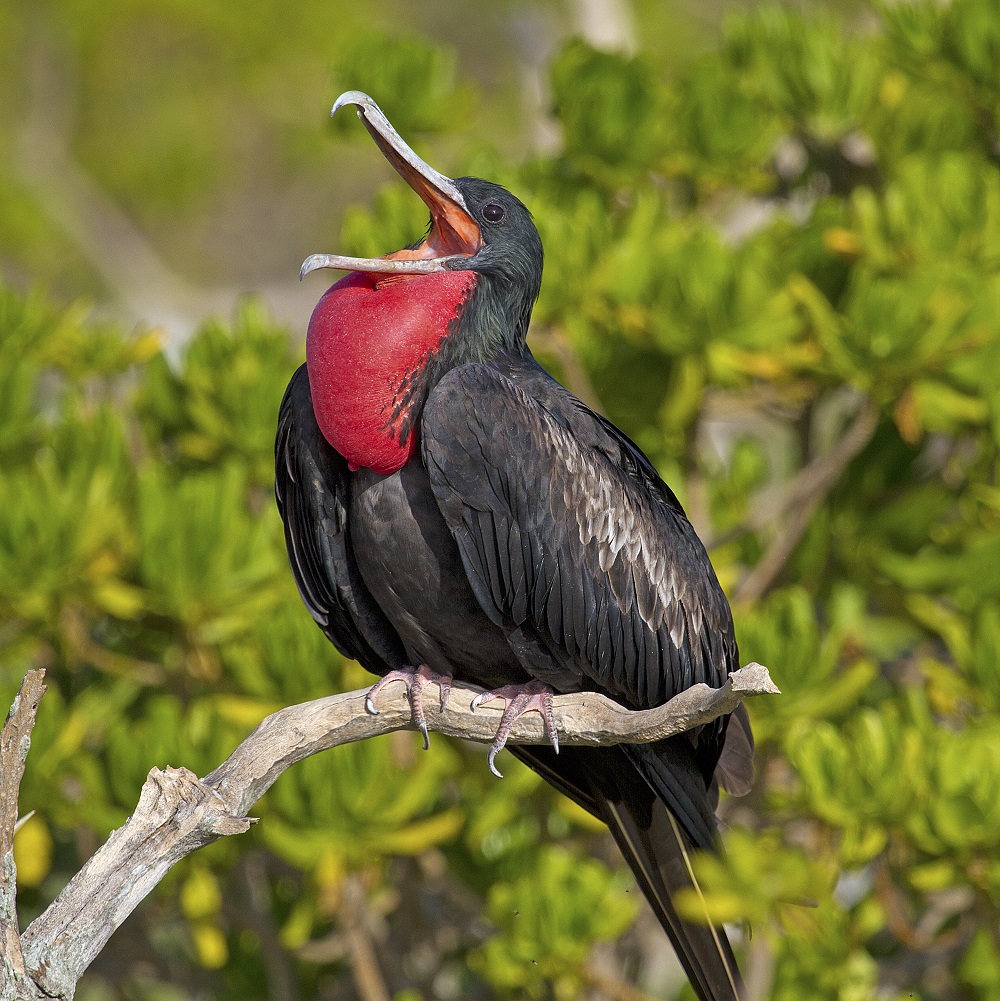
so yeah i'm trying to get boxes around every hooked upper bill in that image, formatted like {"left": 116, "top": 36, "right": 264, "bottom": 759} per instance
{"left": 300, "top": 91, "right": 482, "bottom": 280}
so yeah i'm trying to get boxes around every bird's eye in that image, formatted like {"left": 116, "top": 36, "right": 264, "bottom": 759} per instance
{"left": 482, "top": 203, "right": 505, "bottom": 223}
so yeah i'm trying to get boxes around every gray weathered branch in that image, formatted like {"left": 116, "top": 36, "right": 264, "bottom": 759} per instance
{"left": 4, "top": 664, "right": 778, "bottom": 1000}
{"left": 1, "top": 672, "right": 46, "bottom": 1001}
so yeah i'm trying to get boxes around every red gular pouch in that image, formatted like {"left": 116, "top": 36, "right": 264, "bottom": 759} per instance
{"left": 306, "top": 269, "right": 477, "bottom": 474}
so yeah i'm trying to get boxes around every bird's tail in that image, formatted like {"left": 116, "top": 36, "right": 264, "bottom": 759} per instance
{"left": 510, "top": 743, "right": 744, "bottom": 1001}
{"left": 600, "top": 791, "right": 743, "bottom": 1001}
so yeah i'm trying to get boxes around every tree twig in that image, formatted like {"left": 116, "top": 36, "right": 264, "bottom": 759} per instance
{"left": 340, "top": 874, "right": 392, "bottom": 1001}
{"left": 6, "top": 664, "right": 777, "bottom": 999}
{"left": 734, "top": 400, "right": 879, "bottom": 604}
{"left": 582, "top": 963, "right": 663, "bottom": 1001}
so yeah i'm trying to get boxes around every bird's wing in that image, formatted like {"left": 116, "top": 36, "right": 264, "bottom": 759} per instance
{"left": 422, "top": 362, "right": 746, "bottom": 999}
{"left": 422, "top": 362, "right": 743, "bottom": 848}
{"left": 421, "top": 362, "right": 738, "bottom": 712}
{"left": 275, "top": 364, "right": 406, "bottom": 672}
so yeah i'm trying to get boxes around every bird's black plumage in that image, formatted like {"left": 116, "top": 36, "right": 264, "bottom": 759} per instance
{"left": 275, "top": 365, "right": 405, "bottom": 672}
{"left": 280, "top": 151, "right": 751, "bottom": 1000}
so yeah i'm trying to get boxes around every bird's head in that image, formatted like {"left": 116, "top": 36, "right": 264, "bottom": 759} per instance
{"left": 301, "top": 93, "right": 544, "bottom": 474}
{"left": 302, "top": 92, "right": 543, "bottom": 352}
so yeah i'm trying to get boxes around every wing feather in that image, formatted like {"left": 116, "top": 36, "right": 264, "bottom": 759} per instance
{"left": 422, "top": 363, "right": 738, "bottom": 713}
{"left": 275, "top": 365, "right": 405, "bottom": 673}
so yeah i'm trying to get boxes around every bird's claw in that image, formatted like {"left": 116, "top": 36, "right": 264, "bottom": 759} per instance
{"left": 364, "top": 665, "right": 452, "bottom": 750}
{"left": 471, "top": 681, "right": 559, "bottom": 778}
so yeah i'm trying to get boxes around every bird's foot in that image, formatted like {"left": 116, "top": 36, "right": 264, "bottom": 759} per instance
{"left": 471, "top": 681, "right": 558, "bottom": 778}
{"left": 364, "top": 665, "right": 452, "bottom": 750}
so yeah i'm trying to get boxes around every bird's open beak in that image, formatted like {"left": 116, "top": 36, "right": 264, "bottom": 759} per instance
{"left": 300, "top": 91, "right": 482, "bottom": 280}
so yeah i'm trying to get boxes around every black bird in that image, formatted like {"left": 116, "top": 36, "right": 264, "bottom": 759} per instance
{"left": 277, "top": 92, "right": 753, "bottom": 1001}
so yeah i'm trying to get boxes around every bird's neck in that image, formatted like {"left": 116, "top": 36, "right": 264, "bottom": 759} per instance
{"left": 448, "top": 272, "right": 532, "bottom": 355}
{"left": 306, "top": 269, "right": 477, "bottom": 474}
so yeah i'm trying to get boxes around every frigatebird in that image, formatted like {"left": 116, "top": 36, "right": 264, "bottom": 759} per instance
{"left": 277, "top": 91, "right": 753, "bottom": 1001}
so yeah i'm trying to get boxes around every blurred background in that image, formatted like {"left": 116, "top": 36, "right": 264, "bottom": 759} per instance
{"left": 3, "top": 0, "right": 1000, "bottom": 999}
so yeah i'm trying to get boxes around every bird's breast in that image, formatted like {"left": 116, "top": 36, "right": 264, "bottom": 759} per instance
{"left": 306, "top": 269, "right": 476, "bottom": 474}
{"left": 349, "top": 462, "right": 523, "bottom": 688}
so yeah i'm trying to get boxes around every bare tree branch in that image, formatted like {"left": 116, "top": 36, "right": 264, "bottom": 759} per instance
{"left": 5, "top": 664, "right": 777, "bottom": 1000}
{"left": 1, "top": 671, "right": 47, "bottom": 997}
{"left": 743, "top": 397, "right": 878, "bottom": 538}
{"left": 734, "top": 401, "right": 879, "bottom": 605}
{"left": 19, "top": 767, "right": 253, "bottom": 999}
{"left": 204, "top": 663, "right": 777, "bottom": 815}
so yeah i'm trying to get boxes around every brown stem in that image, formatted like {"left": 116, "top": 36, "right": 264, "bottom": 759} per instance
{"left": 734, "top": 400, "right": 879, "bottom": 604}
{"left": 743, "top": 936, "right": 776, "bottom": 1001}
{"left": 230, "top": 853, "right": 297, "bottom": 1001}
{"left": 581, "top": 964, "right": 662, "bottom": 1001}
{"left": 340, "top": 875, "right": 391, "bottom": 1001}
{"left": 61, "top": 607, "right": 165, "bottom": 686}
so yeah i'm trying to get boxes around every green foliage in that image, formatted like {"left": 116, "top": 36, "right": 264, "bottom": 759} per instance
{"left": 550, "top": 41, "right": 670, "bottom": 183}
{"left": 136, "top": 302, "right": 294, "bottom": 484}
{"left": 262, "top": 735, "right": 464, "bottom": 870}
{"left": 471, "top": 847, "right": 639, "bottom": 999}
{"left": 4, "top": 1, "right": 1000, "bottom": 999}
{"left": 329, "top": 31, "right": 473, "bottom": 136}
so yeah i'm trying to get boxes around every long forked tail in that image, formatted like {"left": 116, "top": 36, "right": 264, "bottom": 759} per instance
{"left": 600, "top": 792, "right": 743, "bottom": 1001}
{"left": 510, "top": 743, "right": 743, "bottom": 1001}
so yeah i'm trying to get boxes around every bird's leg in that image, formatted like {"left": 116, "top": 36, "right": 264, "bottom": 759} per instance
{"left": 364, "top": 665, "right": 452, "bottom": 750}
{"left": 470, "top": 680, "right": 558, "bottom": 778}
